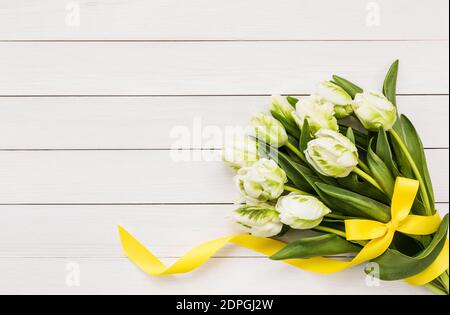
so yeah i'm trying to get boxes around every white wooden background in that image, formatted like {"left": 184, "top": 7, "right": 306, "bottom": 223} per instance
{"left": 0, "top": 0, "right": 448, "bottom": 295}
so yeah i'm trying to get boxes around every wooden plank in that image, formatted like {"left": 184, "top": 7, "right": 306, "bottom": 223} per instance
{"left": 0, "top": 204, "right": 447, "bottom": 259}
{"left": 0, "top": 149, "right": 447, "bottom": 204}
{"left": 0, "top": 95, "right": 448, "bottom": 149}
{"left": 0, "top": 257, "right": 433, "bottom": 295}
{"left": 0, "top": 41, "right": 448, "bottom": 95}
{"left": 0, "top": 0, "right": 448, "bottom": 40}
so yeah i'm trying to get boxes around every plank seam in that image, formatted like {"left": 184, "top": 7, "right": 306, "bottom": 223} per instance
{"left": 0, "top": 202, "right": 447, "bottom": 206}
{"left": 0, "top": 256, "right": 355, "bottom": 259}
{"left": 0, "top": 148, "right": 447, "bottom": 151}
{"left": 0, "top": 39, "right": 448, "bottom": 43}
{"left": 1, "top": 94, "right": 448, "bottom": 98}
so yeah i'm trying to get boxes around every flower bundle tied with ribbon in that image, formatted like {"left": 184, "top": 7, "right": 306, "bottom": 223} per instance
{"left": 119, "top": 61, "right": 449, "bottom": 295}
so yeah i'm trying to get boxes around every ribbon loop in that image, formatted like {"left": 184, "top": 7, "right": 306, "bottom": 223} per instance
{"left": 397, "top": 213, "right": 442, "bottom": 235}
{"left": 391, "top": 177, "right": 419, "bottom": 222}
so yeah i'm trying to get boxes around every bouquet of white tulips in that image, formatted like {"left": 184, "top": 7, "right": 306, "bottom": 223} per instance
{"left": 223, "top": 61, "right": 449, "bottom": 295}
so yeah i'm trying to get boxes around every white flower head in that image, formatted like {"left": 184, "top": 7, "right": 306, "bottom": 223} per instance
{"left": 353, "top": 91, "right": 397, "bottom": 131}
{"left": 276, "top": 192, "right": 331, "bottom": 229}
{"left": 305, "top": 129, "right": 358, "bottom": 178}
{"left": 235, "top": 158, "right": 287, "bottom": 202}
{"left": 249, "top": 113, "right": 288, "bottom": 147}
{"left": 231, "top": 203, "right": 283, "bottom": 237}
{"left": 222, "top": 134, "right": 259, "bottom": 170}
{"left": 316, "top": 81, "right": 353, "bottom": 118}
{"left": 270, "top": 94, "right": 296, "bottom": 124}
{"left": 292, "top": 95, "right": 339, "bottom": 135}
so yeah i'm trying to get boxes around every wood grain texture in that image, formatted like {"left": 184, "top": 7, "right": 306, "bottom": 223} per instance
{"left": 0, "top": 258, "right": 434, "bottom": 295}
{"left": 0, "top": 0, "right": 448, "bottom": 296}
{"left": 0, "top": 41, "right": 448, "bottom": 95}
{"left": 0, "top": 204, "right": 447, "bottom": 259}
{"left": 0, "top": 149, "right": 447, "bottom": 204}
{"left": 0, "top": 0, "right": 448, "bottom": 40}
{"left": 0, "top": 95, "right": 448, "bottom": 149}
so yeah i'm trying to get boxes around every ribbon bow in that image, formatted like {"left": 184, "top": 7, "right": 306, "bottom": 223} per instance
{"left": 119, "top": 177, "right": 448, "bottom": 285}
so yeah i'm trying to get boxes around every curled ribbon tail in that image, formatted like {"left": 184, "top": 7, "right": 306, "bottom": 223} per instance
{"left": 118, "top": 177, "right": 448, "bottom": 289}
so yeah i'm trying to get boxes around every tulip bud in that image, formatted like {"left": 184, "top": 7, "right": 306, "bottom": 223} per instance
{"left": 270, "top": 95, "right": 296, "bottom": 125}
{"left": 352, "top": 91, "right": 397, "bottom": 131}
{"left": 316, "top": 81, "right": 353, "bottom": 118}
{"left": 231, "top": 203, "right": 283, "bottom": 237}
{"left": 235, "top": 158, "right": 287, "bottom": 202}
{"left": 250, "top": 113, "right": 288, "bottom": 147}
{"left": 276, "top": 192, "right": 331, "bottom": 229}
{"left": 292, "top": 95, "right": 339, "bottom": 135}
{"left": 223, "top": 135, "right": 259, "bottom": 170}
{"left": 305, "top": 129, "right": 358, "bottom": 178}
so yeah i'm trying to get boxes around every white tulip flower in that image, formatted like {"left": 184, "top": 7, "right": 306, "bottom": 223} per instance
{"left": 231, "top": 203, "right": 283, "bottom": 237}
{"left": 353, "top": 91, "right": 397, "bottom": 131}
{"left": 249, "top": 113, "right": 288, "bottom": 147}
{"left": 292, "top": 95, "right": 339, "bottom": 135}
{"left": 305, "top": 129, "right": 359, "bottom": 178}
{"left": 222, "top": 135, "right": 259, "bottom": 170}
{"left": 276, "top": 192, "right": 331, "bottom": 229}
{"left": 235, "top": 158, "right": 287, "bottom": 202}
{"left": 270, "top": 95, "right": 296, "bottom": 125}
{"left": 316, "top": 81, "right": 353, "bottom": 118}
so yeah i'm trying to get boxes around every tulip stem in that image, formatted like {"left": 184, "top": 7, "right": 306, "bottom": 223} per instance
{"left": 389, "top": 129, "right": 433, "bottom": 215}
{"left": 424, "top": 282, "right": 448, "bottom": 295}
{"left": 313, "top": 226, "right": 347, "bottom": 238}
{"left": 284, "top": 185, "right": 309, "bottom": 195}
{"left": 326, "top": 213, "right": 353, "bottom": 220}
{"left": 352, "top": 167, "right": 384, "bottom": 193}
{"left": 286, "top": 142, "right": 307, "bottom": 163}
{"left": 358, "top": 158, "right": 371, "bottom": 174}
{"left": 438, "top": 270, "right": 449, "bottom": 293}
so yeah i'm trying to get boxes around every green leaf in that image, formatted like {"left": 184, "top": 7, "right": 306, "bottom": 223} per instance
{"left": 346, "top": 127, "right": 356, "bottom": 144}
{"left": 270, "top": 110, "right": 300, "bottom": 139}
{"left": 286, "top": 160, "right": 377, "bottom": 216}
{"left": 299, "top": 120, "right": 312, "bottom": 152}
{"left": 390, "top": 119, "right": 414, "bottom": 178}
{"left": 277, "top": 225, "right": 291, "bottom": 237}
{"left": 391, "top": 232, "right": 423, "bottom": 257}
{"left": 295, "top": 163, "right": 342, "bottom": 208}
{"left": 286, "top": 96, "right": 299, "bottom": 107}
{"left": 315, "top": 171, "right": 339, "bottom": 187}
{"left": 376, "top": 128, "right": 400, "bottom": 177}
{"left": 411, "top": 199, "right": 428, "bottom": 217}
{"left": 399, "top": 115, "right": 435, "bottom": 208}
{"left": 381, "top": 60, "right": 415, "bottom": 181}
{"left": 288, "top": 161, "right": 326, "bottom": 194}
{"left": 369, "top": 214, "right": 449, "bottom": 281}
{"left": 337, "top": 174, "right": 390, "bottom": 204}
{"left": 332, "top": 75, "right": 363, "bottom": 98}
{"left": 287, "top": 135, "right": 298, "bottom": 147}
{"left": 367, "top": 139, "right": 395, "bottom": 197}
{"left": 288, "top": 161, "right": 345, "bottom": 210}
{"left": 316, "top": 182, "right": 391, "bottom": 222}
{"left": 271, "top": 234, "right": 361, "bottom": 260}
{"left": 286, "top": 147, "right": 303, "bottom": 164}
{"left": 339, "top": 125, "right": 369, "bottom": 150}
{"left": 383, "top": 60, "right": 399, "bottom": 106}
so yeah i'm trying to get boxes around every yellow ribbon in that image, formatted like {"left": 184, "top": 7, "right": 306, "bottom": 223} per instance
{"left": 119, "top": 177, "right": 448, "bottom": 285}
